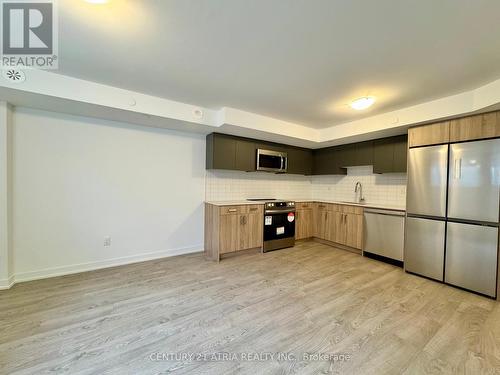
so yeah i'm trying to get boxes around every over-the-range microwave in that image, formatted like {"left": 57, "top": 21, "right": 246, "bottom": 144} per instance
{"left": 256, "top": 149, "right": 288, "bottom": 173}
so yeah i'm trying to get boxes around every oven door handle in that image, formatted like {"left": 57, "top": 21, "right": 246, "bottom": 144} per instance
{"left": 265, "top": 209, "right": 296, "bottom": 214}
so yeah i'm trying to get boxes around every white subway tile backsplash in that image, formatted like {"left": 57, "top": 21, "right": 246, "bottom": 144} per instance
{"left": 311, "top": 166, "right": 406, "bottom": 208}
{"left": 206, "top": 166, "right": 407, "bottom": 208}
{"left": 205, "top": 170, "right": 312, "bottom": 201}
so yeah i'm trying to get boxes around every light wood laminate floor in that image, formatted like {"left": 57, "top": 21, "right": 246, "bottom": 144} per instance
{"left": 1, "top": 241, "right": 500, "bottom": 374}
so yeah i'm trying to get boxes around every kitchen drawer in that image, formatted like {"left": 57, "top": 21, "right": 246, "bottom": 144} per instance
{"left": 319, "top": 203, "right": 338, "bottom": 211}
{"left": 243, "top": 205, "right": 263, "bottom": 214}
{"left": 341, "top": 205, "right": 363, "bottom": 215}
{"left": 220, "top": 206, "right": 244, "bottom": 215}
{"left": 313, "top": 202, "right": 363, "bottom": 215}
{"left": 316, "top": 203, "right": 329, "bottom": 210}
{"left": 296, "top": 202, "right": 314, "bottom": 210}
{"left": 220, "top": 205, "right": 263, "bottom": 215}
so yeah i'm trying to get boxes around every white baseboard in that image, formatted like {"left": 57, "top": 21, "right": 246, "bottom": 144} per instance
{"left": 0, "top": 274, "right": 15, "bottom": 290}
{"left": 8, "top": 245, "right": 203, "bottom": 287}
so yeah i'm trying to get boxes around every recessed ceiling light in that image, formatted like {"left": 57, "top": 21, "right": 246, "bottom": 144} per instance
{"left": 350, "top": 97, "right": 376, "bottom": 110}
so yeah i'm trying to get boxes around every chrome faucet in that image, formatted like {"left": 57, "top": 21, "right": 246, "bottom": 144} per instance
{"left": 355, "top": 181, "right": 365, "bottom": 203}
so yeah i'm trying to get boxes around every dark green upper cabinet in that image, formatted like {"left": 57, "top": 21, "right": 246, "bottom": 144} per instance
{"left": 235, "top": 139, "right": 256, "bottom": 171}
{"left": 207, "top": 133, "right": 311, "bottom": 175}
{"left": 312, "top": 147, "right": 347, "bottom": 175}
{"left": 373, "top": 135, "right": 408, "bottom": 173}
{"left": 312, "top": 148, "right": 332, "bottom": 175}
{"left": 356, "top": 141, "right": 374, "bottom": 166}
{"left": 287, "top": 147, "right": 313, "bottom": 175}
{"left": 373, "top": 138, "right": 394, "bottom": 173}
{"left": 392, "top": 135, "right": 408, "bottom": 173}
{"left": 207, "top": 133, "right": 256, "bottom": 172}
{"left": 336, "top": 144, "right": 356, "bottom": 168}
{"left": 333, "top": 141, "right": 373, "bottom": 168}
{"left": 206, "top": 133, "right": 236, "bottom": 170}
{"left": 255, "top": 142, "right": 287, "bottom": 153}
{"left": 207, "top": 132, "right": 406, "bottom": 175}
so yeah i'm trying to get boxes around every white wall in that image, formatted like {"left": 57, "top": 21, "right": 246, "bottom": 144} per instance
{"left": 0, "top": 102, "right": 14, "bottom": 288}
{"left": 12, "top": 107, "right": 206, "bottom": 281}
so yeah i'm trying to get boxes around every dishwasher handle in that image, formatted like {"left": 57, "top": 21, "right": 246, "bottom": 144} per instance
{"left": 364, "top": 208, "right": 405, "bottom": 217}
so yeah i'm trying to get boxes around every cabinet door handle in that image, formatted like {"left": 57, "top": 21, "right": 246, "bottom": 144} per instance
{"left": 228, "top": 208, "right": 237, "bottom": 213}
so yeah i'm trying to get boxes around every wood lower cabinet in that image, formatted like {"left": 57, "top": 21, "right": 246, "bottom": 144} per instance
{"left": 313, "top": 203, "right": 364, "bottom": 250}
{"left": 205, "top": 204, "right": 263, "bottom": 261}
{"left": 330, "top": 211, "right": 344, "bottom": 244}
{"left": 344, "top": 213, "right": 363, "bottom": 249}
{"left": 296, "top": 203, "right": 314, "bottom": 240}
{"left": 219, "top": 214, "right": 239, "bottom": 254}
{"left": 205, "top": 201, "right": 364, "bottom": 261}
{"left": 240, "top": 211, "right": 263, "bottom": 250}
{"left": 314, "top": 204, "right": 329, "bottom": 238}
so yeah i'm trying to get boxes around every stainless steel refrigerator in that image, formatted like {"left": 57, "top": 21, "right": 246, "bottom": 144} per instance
{"left": 405, "top": 138, "right": 500, "bottom": 297}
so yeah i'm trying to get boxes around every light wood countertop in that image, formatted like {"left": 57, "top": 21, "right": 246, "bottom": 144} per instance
{"left": 206, "top": 199, "right": 405, "bottom": 212}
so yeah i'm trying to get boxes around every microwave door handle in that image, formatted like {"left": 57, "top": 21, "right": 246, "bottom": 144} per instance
{"left": 280, "top": 156, "right": 284, "bottom": 171}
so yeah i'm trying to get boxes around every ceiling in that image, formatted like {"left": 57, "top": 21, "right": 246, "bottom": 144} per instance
{"left": 56, "top": 1, "right": 500, "bottom": 129}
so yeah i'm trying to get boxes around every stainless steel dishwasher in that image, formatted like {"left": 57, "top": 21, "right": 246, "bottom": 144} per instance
{"left": 364, "top": 208, "right": 405, "bottom": 262}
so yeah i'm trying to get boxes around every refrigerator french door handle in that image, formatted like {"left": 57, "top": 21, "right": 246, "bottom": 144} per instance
{"left": 454, "top": 158, "right": 462, "bottom": 180}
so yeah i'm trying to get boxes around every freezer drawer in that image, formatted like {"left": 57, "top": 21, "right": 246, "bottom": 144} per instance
{"left": 448, "top": 139, "right": 500, "bottom": 223}
{"left": 445, "top": 222, "right": 498, "bottom": 297}
{"left": 407, "top": 145, "right": 448, "bottom": 218}
{"left": 404, "top": 217, "right": 445, "bottom": 281}
{"left": 364, "top": 210, "right": 405, "bottom": 261}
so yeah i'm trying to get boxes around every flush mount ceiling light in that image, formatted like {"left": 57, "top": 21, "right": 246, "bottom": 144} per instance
{"left": 350, "top": 96, "right": 376, "bottom": 110}
{"left": 85, "top": 0, "right": 109, "bottom": 4}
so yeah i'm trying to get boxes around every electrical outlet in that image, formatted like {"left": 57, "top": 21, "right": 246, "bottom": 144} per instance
{"left": 104, "top": 236, "right": 111, "bottom": 247}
